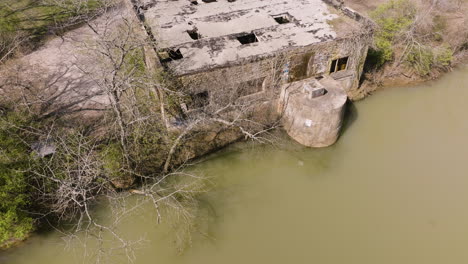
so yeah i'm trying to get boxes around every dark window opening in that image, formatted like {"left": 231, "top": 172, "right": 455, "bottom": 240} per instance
{"left": 187, "top": 29, "right": 202, "bottom": 40}
{"left": 202, "top": 0, "right": 216, "bottom": 3}
{"left": 311, "top": 87, "right": 328, "bottom": 98}
{"left": 158, "top": 49, "right": 183, "bottom": 63}
{"left": 190, "top": 1, "right": 198, "bottom": 5}
{"left": 188, "top": 91, "right": 209, "bottom": 109}
{"left": 228, "top": 0, "right": 236, "bottom": 2}
{"left": 273, "top": 14, "right": 291, "bottom": 24}
{"left": 337, "top": 57, "right": 348, "bottom": 71}
{"left": 330, "top": 56, "right": 349, "bottom": 73}
{"left": 237, "top": 78, "right": 264, "bottom": 97}
{"left": 330, "top": 59, "right": 337, "bottom": 73}
{"left": 237, "top": 33, "right": 258, "bottom": 45}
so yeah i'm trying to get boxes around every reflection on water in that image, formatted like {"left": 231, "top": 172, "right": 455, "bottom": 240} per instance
{"left": 3, "top": 65, "right": 468, "bottom": 264}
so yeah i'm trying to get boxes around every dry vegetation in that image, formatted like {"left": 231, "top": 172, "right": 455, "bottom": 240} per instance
{"left": 3, "top": 0, "right": 466, "bottom": 258}
{"left": 0, "top": 0, "right": 280, "bottom": 258}
{"left": 345, "top": 0, "right": 468, "bottom": 96}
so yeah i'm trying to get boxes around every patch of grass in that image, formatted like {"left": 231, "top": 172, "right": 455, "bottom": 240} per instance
{"left": 0, "top": 0, "right": 102, "bottom": 59}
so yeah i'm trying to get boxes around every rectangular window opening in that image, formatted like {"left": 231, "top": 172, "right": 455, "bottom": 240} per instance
{"left": 237, "top": 78, "right": 264, "bottom": 97}
{"left": 202, "top": 0, "right": 216, "bottom": 3}
{"left": 187, "top": 29, "right": 202, "bottom": 40}
{"left": 337, "top": 57, "right": 348, "bottom": 71}
{"left": 330, "top": 59, "right": 337, "bottom": 73}
{"left": 188, "top": 91, "right": 209, "bottom": 109}
{"left": 237, "top": 33, "right": 258, "bottom": 45}
{"left": 272, "top": 13, "right": 291, "bottom": 24}
{"left": 158, "top": 48, "right": 183, "bottom": 63}
{"left": 329, "top": 56, "right": 348, "bottom": 73}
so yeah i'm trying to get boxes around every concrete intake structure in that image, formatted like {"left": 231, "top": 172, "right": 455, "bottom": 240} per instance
{"left": 132, "top": 0, "right": 372, "bottom": 148}
{"left": 282, "top": 77, "right": 347, "bottom": 147}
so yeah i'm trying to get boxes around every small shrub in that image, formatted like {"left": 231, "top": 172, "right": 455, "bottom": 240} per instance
{"left": 0, "top": 111, "right": 35, "bottom": 247}
{"left": 435, "top": 44, "right": 453, "bottom": 67}
{"left": 100, "top": 142, "right": 126, "bottom": 180}
{"left": 373, "top": 38, "right": 393, "bottom": 67}
{"left": 0, "top": 169, "right": 33, "bottom": 248}
{"left": 405, "top": 43, "right": 453, "bottom": 76}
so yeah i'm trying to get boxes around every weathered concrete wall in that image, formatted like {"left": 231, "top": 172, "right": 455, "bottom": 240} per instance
{"left": 177, "top": 33, "right": 371, "bottom": 108}
{"left": 178, "top": 57, "right": 281, "bottom": 112}
{"left": 323, "top": 0, "right": 344, "bottom": 9}
{"left": 165, "top": 34, "right": 369, "bottom": 150}
{"left": 179, "top": 104, "right": 277, "bottom": 157}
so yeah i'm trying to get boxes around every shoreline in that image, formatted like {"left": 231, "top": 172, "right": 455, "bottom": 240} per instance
{"left": 350, "top": 59, "right": 468, "bottom": 101}
{"left": 3, "top": 62, "right": 468, "bottom": 251}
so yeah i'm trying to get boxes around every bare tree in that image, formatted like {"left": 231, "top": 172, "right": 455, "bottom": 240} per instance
{"left": 0, "top": 0, "right": 286, "bottom": 261}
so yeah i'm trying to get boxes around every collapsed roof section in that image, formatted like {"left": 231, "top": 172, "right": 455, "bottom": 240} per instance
{"left": 139, "top": 0, "right": 364, "bottom": 75}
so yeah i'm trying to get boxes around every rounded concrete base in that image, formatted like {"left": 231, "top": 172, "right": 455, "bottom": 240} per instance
{"left": 283, "top": 78, "right": 347, "bottom": 147}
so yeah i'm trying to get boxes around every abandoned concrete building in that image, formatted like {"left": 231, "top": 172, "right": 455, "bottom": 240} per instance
{"left": 136, "top": 0, "right": 373, "bottom": 147}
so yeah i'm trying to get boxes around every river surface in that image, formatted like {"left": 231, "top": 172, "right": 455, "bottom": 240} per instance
{"left": 2, "top": 66, "right": 468, "bottom": 263}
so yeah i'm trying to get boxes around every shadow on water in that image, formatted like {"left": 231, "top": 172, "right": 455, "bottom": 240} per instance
{"left": 340, "top": 100, "right": 358, "bottom": 135}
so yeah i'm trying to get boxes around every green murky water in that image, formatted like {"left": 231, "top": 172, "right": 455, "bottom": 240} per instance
{"left": 2, "top": 66, "right": 468, "bottom": 263}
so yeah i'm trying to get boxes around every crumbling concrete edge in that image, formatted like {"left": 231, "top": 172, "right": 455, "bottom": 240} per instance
{"left": 322, "top": 0, "right": 374, "bottom": 26}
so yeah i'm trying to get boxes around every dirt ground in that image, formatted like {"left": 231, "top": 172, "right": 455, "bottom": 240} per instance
{"left": 346, "top": 0, "right": 468, "bottom": 46}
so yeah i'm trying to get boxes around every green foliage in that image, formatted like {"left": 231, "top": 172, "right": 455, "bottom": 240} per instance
{"left": 370, "top": 0, "right": 416, "bottom": 66}
{"left": 369, "top": 0, "right": 455, "bottom": 76}
{"left": 128, "top": 125, "right": 167, "bottom": 175}
{"left": 0, "top": 5, "right": 20, "bottom": 33}
{"left": 100, "top": 142, "right": 126, "bottom": 180}
{"left": 0, "top": 168, "right": 33, "bottom": 247}
{"left": 405, "top": 43, "right": 453, "bottom": 76}
{"left": 0, "top": 111, "right": 35, "bottom": 247}
{"left": 0, "top": 0, "right": 103, "bottom": 59}
{"left": 406, "top": 46, "right": 434, "bottom": 76}
{"left": 100, "top": 128, "right": 168, "bottom": 182}
{"left": 435, "top": 44, "right": 453, "bottom": 67}
{"left": 127, "top": 48, "right": 146, "bottom": 75}
{"left": 373, "top": 38, "right": 393, "bottom": 66}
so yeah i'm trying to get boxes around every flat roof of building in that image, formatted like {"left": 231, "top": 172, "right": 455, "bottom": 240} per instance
{"left": 141, "top": 0, "right": 363, "bottom": 75}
